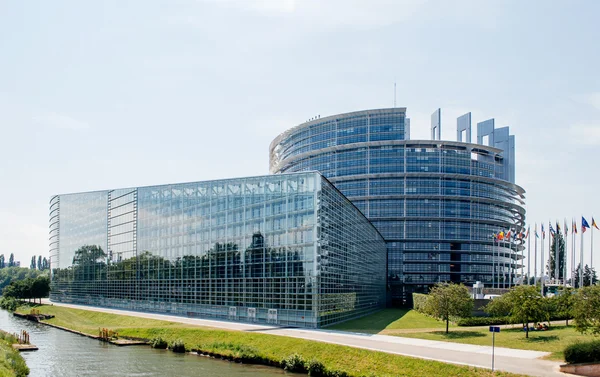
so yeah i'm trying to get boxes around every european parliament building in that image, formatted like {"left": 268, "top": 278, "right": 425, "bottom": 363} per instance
{"left": 270, "top": 108, "right": 525, "bottom": 304}
{"left": 49, "top": 107, "right": 525, "bottom": 325}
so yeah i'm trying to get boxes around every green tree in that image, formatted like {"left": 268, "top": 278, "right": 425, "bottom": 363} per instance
{"left": 423, "top": 283, "right": 473, "bottom": 333}
{"left": 486, "top": 285, "right": 545, "bottom": 338}
{"left": 554, "top": 287, "right": 575, "bottom": 326}
{"left": 31, "top": 275, "right": 50, "bottom": 303}
{"left": 8, "top": 253, "right": 14, "bottom": 267}
{"left": 30, "top": 256, "right": 36, "bottom": 270}
{"left": 37, "top": 255, "right": 42, "bottom": 271}
{"left": 0, "top": 254, "right": 4, "bottom": 268}
{"left": 573, "top": 285, "right": 600, "bottom": 335}
{"left": 547, "top": 233, "right": 566, "bottom": 281}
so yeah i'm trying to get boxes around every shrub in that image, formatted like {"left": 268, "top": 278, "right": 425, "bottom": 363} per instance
{"left": 0, "top": 297, "right": 19, "bottom": 311}
{"left": 564, "top": 340, "right": 600, "bottom": 364}
{"left": 456, "top": 316, "right": 511, "bottom": 326}
{"left": 281, "top": 353, "right": 306, "bottom": 373}
{"left": 150, "top": 337, "right": 168, "bottom": 349}
{"left": 307, "top": 359, "right": 326, "bottom": 376}
{"left": 169, "top": 339, "right": 186, "bottom": 353}
{"left": 412, "top": 293, "right": 428, "bottom": 313}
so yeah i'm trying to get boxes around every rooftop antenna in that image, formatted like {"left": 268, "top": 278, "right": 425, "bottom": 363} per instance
{"left": 394, "top": 80, "right": 396, "bottom": 108}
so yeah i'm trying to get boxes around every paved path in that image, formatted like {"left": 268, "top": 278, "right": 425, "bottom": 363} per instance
{"left": 41, "top": 300, "right": 567, "bottom": 377}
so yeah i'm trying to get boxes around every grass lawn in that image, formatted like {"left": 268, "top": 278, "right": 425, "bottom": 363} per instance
{"left": 327, "top": 308, "right": 454, "bottom": 334}
{"left": 326, "top": 308, "right": 592, "bottom": 361}
{"left": 16, "top": 305, "right": 524, "bottom": 377}
{"left": 395, "top": 324, "right": 588, "bottom": 361}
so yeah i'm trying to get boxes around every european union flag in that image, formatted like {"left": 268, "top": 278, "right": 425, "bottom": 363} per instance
{"left": 583, "top": 217, "right": 590, "bottom": 233}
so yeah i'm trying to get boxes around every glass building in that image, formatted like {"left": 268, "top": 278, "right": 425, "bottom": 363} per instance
{"left": 270, "top": 108, "right": 526, "bottom": 305}
{"left": 49, "top": 172, "right": 386, "bottom": 328}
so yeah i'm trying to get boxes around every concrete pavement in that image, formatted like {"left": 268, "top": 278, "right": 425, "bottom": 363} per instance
{"left": 40, "top": 300, "right": 567, "bottom": 377}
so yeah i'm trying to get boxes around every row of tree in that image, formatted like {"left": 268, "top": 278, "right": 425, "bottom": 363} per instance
{"left": 419, "top": 283, "right": 600, "bottom": 339}
{"left": 29, "top": 255, "right": 49, "bottom": 271}
{"left": 0, "top": 253, "right": 17, "bottom": 268}
{"left": 1, "top": 275, "right": 50, "bottom": 304}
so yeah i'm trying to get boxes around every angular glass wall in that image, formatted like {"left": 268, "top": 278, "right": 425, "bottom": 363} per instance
{"left": 49, "top": 172, "right": 386, "bottom": 328}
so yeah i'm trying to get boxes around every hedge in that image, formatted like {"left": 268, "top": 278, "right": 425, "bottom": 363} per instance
{"left": 564, "top": 340, "right": 600, "bottom": 364}
{"left": 456, "top": 317, "right": 511, "bottom": 326}
{"left": 412, "top": 293, "right": 429, "bottom": 313}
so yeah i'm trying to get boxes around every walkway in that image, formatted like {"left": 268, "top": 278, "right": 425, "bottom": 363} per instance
{"left": 41, "top": 300, "right": 567, "bottom": 377}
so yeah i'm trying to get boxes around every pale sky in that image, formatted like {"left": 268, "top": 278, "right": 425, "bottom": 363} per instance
{"left": 1, "top": 0, "right": 599, "bottom": 276}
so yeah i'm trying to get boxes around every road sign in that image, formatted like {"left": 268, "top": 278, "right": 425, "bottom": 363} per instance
{"left": 489, "top": 326, "right": 500, "bottom": 371}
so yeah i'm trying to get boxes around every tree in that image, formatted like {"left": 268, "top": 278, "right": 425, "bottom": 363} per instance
{"left": 547, "top": 233, "right": 566, "bottom": 281}
{"left": 31, "top": 275, "right": 50, "bottom": 304}
{"left": 486, "top": 285, "right": 545, "bottom": 338}
{"left": 573, "top": 285, "right": 600, "bottom": 335}
{"left": 42, "top": 257, "right": 49, "bottom": 270}
{"left": 8, "top": 253, "right": 14, "bottom": 267}
{"left": 30, "top": 256, "right": 36, "bottom": 270}
{"left": 37, "top": 256, "right": 42, "bottom": 271}
{"left": 0, "top": 254, "right": 4, "bottom": 269}
{"left": 554, "top": 287, "right": 575, "bottom": 326}
{"left": 584, "top": 265, "right": 598, "bottom": 286}
{"left": 423, "top": 283, "right": 473, "bottom": 333}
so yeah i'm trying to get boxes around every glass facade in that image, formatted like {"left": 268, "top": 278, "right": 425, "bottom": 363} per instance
{"left": 270, "top": 108, "right": 526, "bottom": 305}
{"left": 49, "top": 172, "right": 386, "bottom": 328}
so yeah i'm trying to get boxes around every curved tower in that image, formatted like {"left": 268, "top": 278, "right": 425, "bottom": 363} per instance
{"left": 270, "top": 108, "right": 526, "bottom": 304}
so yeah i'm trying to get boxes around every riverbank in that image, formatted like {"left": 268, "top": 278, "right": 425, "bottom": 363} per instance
{"left": 0, "top": 330, "right": 29, "bottom": 377}
{"left": 16, "top": 304, "right": 524, "bottom": 377}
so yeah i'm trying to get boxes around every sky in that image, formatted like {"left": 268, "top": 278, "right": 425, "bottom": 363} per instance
{"left": 0, "top": 0, "right": 599, "bottom": 276}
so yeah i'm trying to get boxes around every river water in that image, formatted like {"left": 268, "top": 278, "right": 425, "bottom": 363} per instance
{"left": 0, "top": 310, "right": 284, "bottom": 377}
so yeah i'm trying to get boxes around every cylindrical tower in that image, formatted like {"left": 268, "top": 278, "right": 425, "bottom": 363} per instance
{"left": 270, "top": 108, "right": 526, "bottom": 304}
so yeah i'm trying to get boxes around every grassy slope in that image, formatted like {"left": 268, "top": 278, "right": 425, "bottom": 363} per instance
{"left": 0, "top": 339, "right": 28, "bottom": 377}
{"left": 18, "top": 305, "right": 524, "bottom": 377}
{"left": 328, "top": 308, "right": 454, "bottom": 334}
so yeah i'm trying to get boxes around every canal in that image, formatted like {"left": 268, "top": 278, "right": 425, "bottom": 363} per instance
{"left": 0, "top": 310, "right": 284, "bottom": 377}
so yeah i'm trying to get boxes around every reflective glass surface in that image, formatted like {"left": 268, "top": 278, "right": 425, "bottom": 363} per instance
{"left": 270, "top": 109, "right": 526, "bottom": 301}
{"left": 49, "top": 173, "right": 386, "bottom": 328}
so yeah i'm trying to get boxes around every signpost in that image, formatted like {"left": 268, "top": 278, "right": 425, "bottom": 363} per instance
{"left": 489, "top": 326, "right": 500, "bottom": 371}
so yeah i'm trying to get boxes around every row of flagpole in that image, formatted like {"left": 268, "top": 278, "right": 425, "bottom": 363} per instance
{"left": 492, "top": 216, "right": 599, "bottom": 290}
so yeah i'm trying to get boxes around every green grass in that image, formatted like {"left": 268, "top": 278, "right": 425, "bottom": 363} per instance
{"left": 0, "top": 337, "right": 29, "bottom": 377}
{"left": 17, "top": 305, "right": 525, "bottom": 377}
{"left": 395, "top": 324, "right": 590, "bottom": 361}
{"left": 327, "top": 309, "right": 455, "bottom": 334}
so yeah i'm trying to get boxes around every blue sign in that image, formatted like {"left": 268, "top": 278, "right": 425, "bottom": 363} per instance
{"left": 489, "top": 326, "right": 500, "bottom": 333}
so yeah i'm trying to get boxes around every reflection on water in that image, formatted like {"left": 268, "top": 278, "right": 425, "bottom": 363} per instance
{"left": 0, "top": 310, "right": 284, "bottom": 377}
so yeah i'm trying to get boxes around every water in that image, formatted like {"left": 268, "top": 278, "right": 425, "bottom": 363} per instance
{"left": 0, "top": 310, "right": 284, "bottom": 377}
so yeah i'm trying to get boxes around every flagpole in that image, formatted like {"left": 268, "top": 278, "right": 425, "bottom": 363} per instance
{"left": 555, "top": 223, "right": 559, "bottom": 284}
{"left": 527, "top": 228, "right": 531, "bottom": 285}
{"left": 541, "top": 229, "right": 545, "bottom": 296}
{"left": 533, "top": 225, "right": 537, "bottom": 286}
{"left": 492, "top": 236, "right": 496, "bottom": 289}
{"left": 564, "top": 221, "right": 568, "bottom": 287}
{"left": 580, "top": 226, "right": 585, "bottom": 287}
{"left": 572, "top": 223, "right": 576, "bottom": 286}
{"left": 592, "top": 223, "right": 594, "bottom": 274}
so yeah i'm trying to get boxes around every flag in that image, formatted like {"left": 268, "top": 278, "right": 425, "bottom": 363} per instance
{"left": 593, "top": 217, "right": 599, "bottom": 230}
{"left": 525, "top": 227, "right": 530, "bottom": 239}
{"left": 535, "top": 229, "right": 540, "bottom": 238}
{"left": 573, "top": 219, "right": 578, "bottom": 234}
{"left": 564, "top": 219, "right": 568, "bottom": 236}
{"left": 583, "top": 217, "right": 590, "bottom": 233}
{"left": 549, "top": 222, "right": 555, "bottom": 236}
{"left": 541, "top": 224, "right": 545, "bottom": 239}
{"left": 497, "top": 231, "right": 504, "bottom": 241}
{"left": 505, "top": 230, "right": 511, "bottom": 240}
{"left": 556, "top": 222, "right": 561, "bottom": 235}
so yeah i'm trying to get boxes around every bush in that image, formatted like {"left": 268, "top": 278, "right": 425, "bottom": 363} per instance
{"left": 412, "top": 293, "right": 428, "bottom": 313}
{"left": 564, "top": 340, "right": 600, "bottom": 364}
{"left": 0, "top": 297, "right": 19, "bottom": 311}
{"left": 456, "top": 316, "right": 511, "bottom": 326}
{"left": 281, "top": 353, "right": 306, "bottom": 373}
{"left": 307, "top": 359, "right": 326, "bottom": 376}
{"left": 169, "top": 339, "right": 186, "bottom": 353}
{"left": 150, "top": 337, "right": 168, "bottom": 349}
